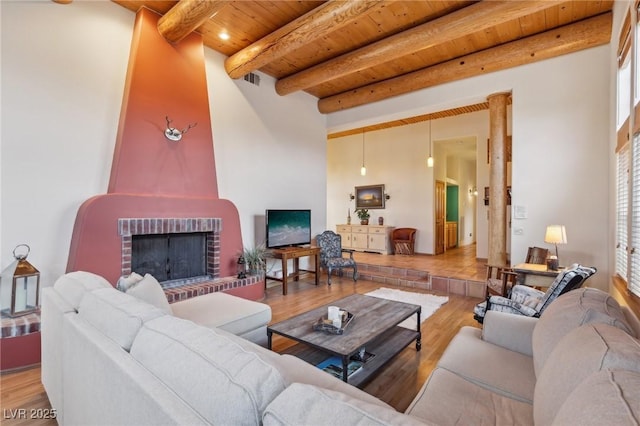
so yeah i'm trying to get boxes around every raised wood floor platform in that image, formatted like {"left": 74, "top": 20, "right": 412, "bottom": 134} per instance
{"left": 352, "top": 244, "right": 486, "bottom": 299}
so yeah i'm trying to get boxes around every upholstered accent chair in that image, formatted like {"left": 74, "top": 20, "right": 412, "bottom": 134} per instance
{"left": 474, "top": 264, "right": 596, "bottom": 323}
{"left": 392, "top": 228, "right": 417, "bottom": 255}
{"left": 316, "top": 231, "right": 358, "bottom": 285}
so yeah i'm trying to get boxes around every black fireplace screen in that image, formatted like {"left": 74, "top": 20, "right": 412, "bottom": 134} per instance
{"left": 131, "top": 232, "right": 207, "bottom": 282}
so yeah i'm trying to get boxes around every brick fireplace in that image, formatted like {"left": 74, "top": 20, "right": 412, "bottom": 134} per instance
{"left": 65, "top": 8, "right": 264, "bottom": 301}
{"left": 119, "top": 217, "right": 221, "bottom": 282}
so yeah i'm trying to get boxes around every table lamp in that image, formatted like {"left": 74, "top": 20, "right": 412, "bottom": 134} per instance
{"left": 544, "top": 225, "right": 567, "bottom": 267}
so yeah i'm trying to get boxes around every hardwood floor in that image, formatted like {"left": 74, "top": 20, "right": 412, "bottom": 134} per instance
{"left": 352, "top": 243, "right": 487, "bottom": 282}
{"left": 266, "top": 275, "right": 480, "bottom": 411}
{"left": 0, "top": 245, "right": 483, "bottom": 423}
{"left": 0, "top": 367, "right": 55, "bottom": 425}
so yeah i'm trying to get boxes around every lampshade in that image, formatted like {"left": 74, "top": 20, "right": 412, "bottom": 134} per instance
{"left": 544, "top": 225, "right": 567, "bottom": 269}
{"left": 544, "top": 225, "right": 567, "bottom": 245}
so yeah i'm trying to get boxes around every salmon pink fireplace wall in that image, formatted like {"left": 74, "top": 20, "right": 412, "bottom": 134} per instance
{"left": 66, "top": 8, "right": 258, "bottom": 298}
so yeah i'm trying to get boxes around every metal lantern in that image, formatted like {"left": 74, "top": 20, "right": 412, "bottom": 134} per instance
{"left": 237, "top": 255, "right": 247, "bottom": 279}
{"left": 1, "top": 244, "right": 40, "bottom": 317}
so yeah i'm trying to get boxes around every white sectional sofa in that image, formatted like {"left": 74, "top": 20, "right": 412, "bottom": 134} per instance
{"left": 42, "top": 271, "right": 640, "bottom": 425}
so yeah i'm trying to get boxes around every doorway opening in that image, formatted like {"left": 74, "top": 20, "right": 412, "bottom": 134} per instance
{"left": 432, "top": 135, "right": 478, "bottom": 255}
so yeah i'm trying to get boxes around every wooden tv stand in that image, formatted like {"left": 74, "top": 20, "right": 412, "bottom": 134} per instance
{"left": 265, "top": 246, "right": 320, "bottom": 295}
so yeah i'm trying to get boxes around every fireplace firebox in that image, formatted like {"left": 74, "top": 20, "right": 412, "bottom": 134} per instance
{"left": 119, "top": 218, "right": 221, "bottom": 286}
{"left": 132, "top": 232, "right": 207, "bottom": 282}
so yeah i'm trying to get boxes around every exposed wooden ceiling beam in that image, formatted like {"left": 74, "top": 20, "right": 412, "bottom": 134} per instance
{"left": 318, "top": 12, "right": 612, "bottom": 114}
{"left": 225, "top": 0, "right": 386, "bottom": 79}
{"left": 327, "top": 102, "right": 495, "bottom": 139}
{"left": 275, "top": 1, "right": 558, "bottom": 96}
{"left": 158, "top": 0, "right": 230, "bottom": 44}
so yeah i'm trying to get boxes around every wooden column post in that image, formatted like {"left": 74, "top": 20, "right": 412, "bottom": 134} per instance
{"left": 487, "top": 92, "right": 510, "bottom": 266}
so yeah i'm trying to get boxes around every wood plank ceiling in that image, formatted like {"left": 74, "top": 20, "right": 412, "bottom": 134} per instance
{"left": 112, "top": 0, "right": 613, "bottom": 117}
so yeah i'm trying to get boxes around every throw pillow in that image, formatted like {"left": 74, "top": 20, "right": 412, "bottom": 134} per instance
{"left": 126, "top": 273, "right": 172, "bottom": 315}
{"left": 116, "top": 272, "right": 144, "bottom": 292}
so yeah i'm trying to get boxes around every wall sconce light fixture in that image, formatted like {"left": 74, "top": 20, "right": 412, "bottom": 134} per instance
{"left": 349, "top": 193, "right": 355, "bottom": 200}
{"left": 469, "top": 187, "right": 478, "bottom": 196}
{"left": 385, "top": 194, "right": 391, "bottom": 200}
{"left": 164, "top": 116, "right": 197, "bottom": 142}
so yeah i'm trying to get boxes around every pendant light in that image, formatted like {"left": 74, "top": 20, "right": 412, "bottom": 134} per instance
{"left": 427, "top": 120, "right": 434, "bottom": 168}
{"left": 360, "top": 130, "right": 367, "bottom": 176}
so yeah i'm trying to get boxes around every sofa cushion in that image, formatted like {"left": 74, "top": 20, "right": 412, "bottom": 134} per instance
{"left": 552, "top": 370, "right": 640, "bottom": 426}
{"left": 125, "top": 274, "right": 172, "bottom": 315}
{"left": 130, "top": 315, "right": 287, "bottom": 426}
{"left": 405, "top": 367, "right": 533, "bottom": 425}
{"left": 78, "top": 288, "right": 167, "bottom": 351}
{"left": 170, "top": 291, "right": 270, "bottom": 336}
{"left": 53, "top": 271, "right": 112, "bottom": 309}
{"left": 534, "top": 323, "right": 640, "bottom": 425}
{"left": 188, "top": 325, "right": 392, "bottom": 410}
{"left": 532, "top": 288, "right": 634, "bottom": 377}
{"left": 481, "top": 310, "right": 538, "bottom": 356}
{"left": 262, "top": 383, "right": 428, "bottom": 426}
{"left": 436, "top": 326, "right": 536, "bottom": 403}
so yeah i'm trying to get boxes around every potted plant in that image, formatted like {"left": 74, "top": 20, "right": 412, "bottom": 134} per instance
{"left": 355, "top": 209, "right": 370, "bottom": 225}
{"left": 242, "top": 244, "right": 267, "bottom": 276}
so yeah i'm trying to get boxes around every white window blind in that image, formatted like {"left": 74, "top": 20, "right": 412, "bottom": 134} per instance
{"left": 630, "top": 134, "right": 640, "bottom": 297}
{"left": 619, "top": 56, "right": 632, "bottom": 130}
{"left": 617, "top": 146, "right": 629, "bottom": 279}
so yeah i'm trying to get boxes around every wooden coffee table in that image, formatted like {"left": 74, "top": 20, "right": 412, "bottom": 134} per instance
{"left": 267, "top": 293, "right": 421, "bottom": 387}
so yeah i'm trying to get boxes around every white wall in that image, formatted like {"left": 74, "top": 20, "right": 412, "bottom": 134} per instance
{"left": 327, "top": 46, "right": 611, "bottom": 290}
{"left": 1, "top": 1, "right": 132, "bottom": 286}
{"left": 1, "top": 1, "right": 326, "bottom": 286}
{"left": 204, "top": 51, "right": 326, "bottom": 249}
{"left": 328, "top": 112, "right": 490, "bottom": 255}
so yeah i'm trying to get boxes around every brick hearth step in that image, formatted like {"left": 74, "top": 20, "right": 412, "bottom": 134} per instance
{"left": 356, "top": 263, "right": 430, "bottom": 290}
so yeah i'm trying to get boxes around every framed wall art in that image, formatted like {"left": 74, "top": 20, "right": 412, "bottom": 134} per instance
{"left": 355, "top": 184, "right": 385, "bottom": 209}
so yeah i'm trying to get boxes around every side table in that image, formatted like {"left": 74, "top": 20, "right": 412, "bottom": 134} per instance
{"left": 512, "top": 263, "right": 562, "bottom": 288}
{"left": 265, "top": 246, "right": 320, "bottom": 295}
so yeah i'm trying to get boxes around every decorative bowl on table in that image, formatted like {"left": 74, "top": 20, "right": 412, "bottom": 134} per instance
{"left": 312, "top": 311, "right": 354, "bottom": 335}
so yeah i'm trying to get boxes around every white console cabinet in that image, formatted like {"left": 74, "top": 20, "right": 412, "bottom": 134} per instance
{"left": 336, "top": 225, "right": 394, "bottom": 254}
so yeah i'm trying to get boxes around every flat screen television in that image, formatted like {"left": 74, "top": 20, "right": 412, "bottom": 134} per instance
{"left": 265, "top": 209, "right": 311, "bottom": 249}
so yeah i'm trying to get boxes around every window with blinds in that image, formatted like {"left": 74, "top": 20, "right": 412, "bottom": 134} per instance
{"left": 619, "top": 58, "right": 631, "bottom": 129}
{"left": 616, "top": 146, "right": 629, "bottom": 279}
{"left": 630, "top": 135, "right": 640, "bottom": 297}
{"left": 616, "top": 5, "right": 640, "bottom": 298}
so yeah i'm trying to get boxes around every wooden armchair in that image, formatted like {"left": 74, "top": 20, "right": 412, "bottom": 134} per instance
{"left": 525, "top": 246, "right": 549, "bottom": 264}
{"left": 485, "top": 264, "right": 517, "bottom": 298}
{"left": 392, "top": 228, "right": 417, "bottom": 255}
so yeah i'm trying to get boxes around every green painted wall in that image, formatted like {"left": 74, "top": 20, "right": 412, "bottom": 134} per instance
{"left": 446, "top": 185, "right": 458, "bottom": 222}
